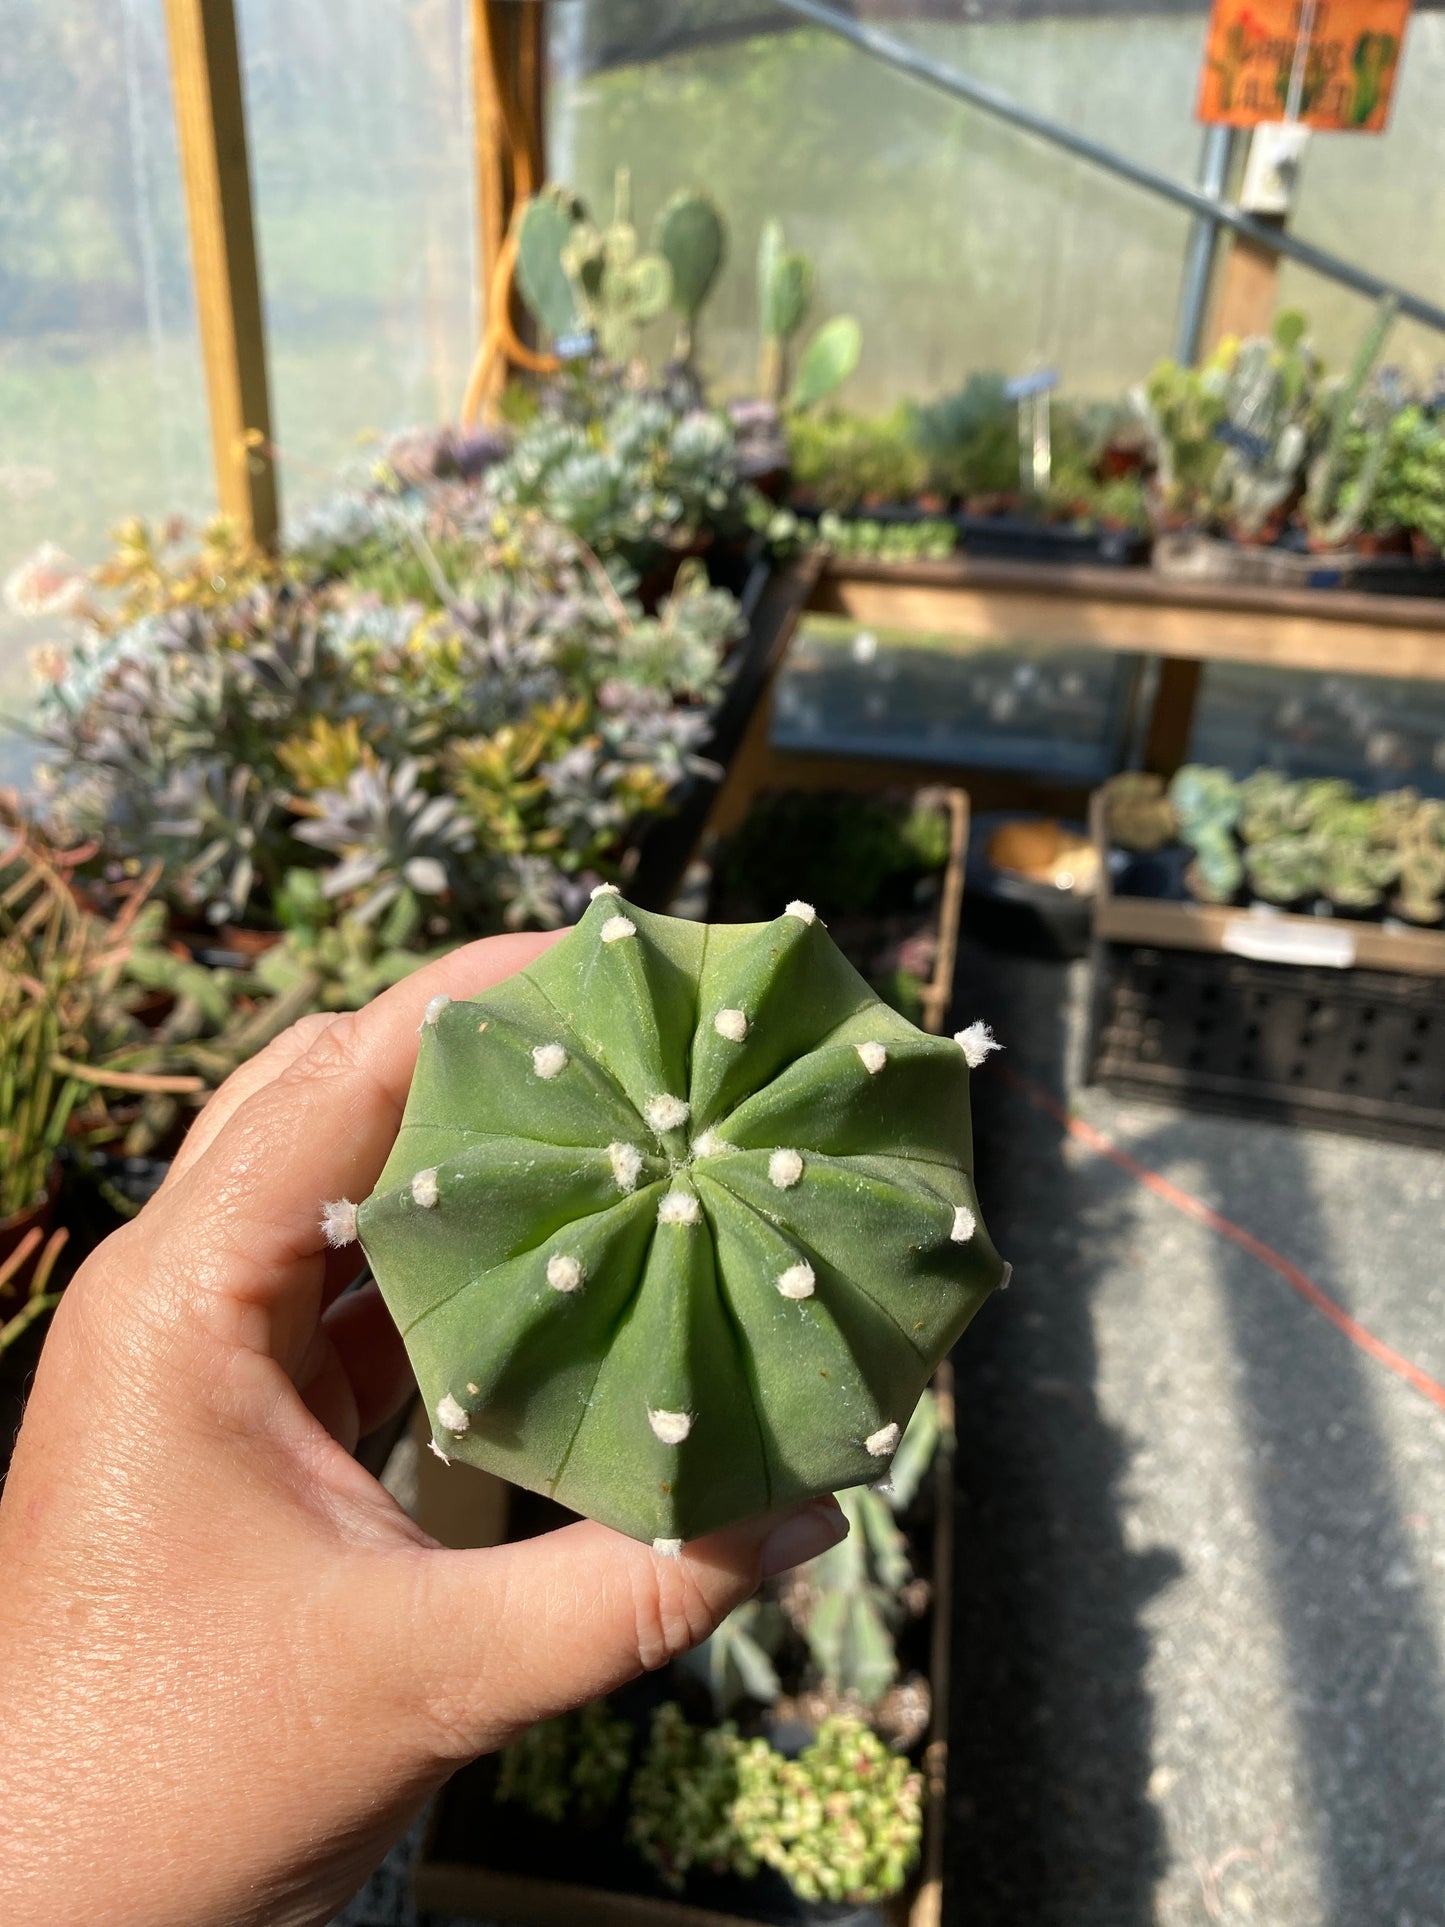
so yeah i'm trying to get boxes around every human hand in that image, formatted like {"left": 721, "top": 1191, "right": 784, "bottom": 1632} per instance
{"left": 0, "top": 932, "right": 847, "bottom": 1927}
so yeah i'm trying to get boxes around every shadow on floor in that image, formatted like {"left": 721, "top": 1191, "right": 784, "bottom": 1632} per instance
{"left": 942, "top": 937, "right": 1445, "bottom": 1925}
{"left": 944, "top": 941, "right": 1179, "bottom": 1926}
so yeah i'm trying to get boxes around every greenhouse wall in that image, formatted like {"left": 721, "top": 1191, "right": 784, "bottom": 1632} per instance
{"left": 0, "top": 0, "right": 476, "bottom": 736}
{"left": 3, "top": 0, "right": 1444, "bottom": 738}
{"left": 548, "top": 1, "right": 1445, "bottom": 405}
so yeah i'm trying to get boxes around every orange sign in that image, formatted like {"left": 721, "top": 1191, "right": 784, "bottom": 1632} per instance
{"left": 1197, "top": 0, "right": 1411, "bottom": 130}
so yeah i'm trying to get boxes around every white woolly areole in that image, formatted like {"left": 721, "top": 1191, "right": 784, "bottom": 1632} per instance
{"left": 866, "top": 1421, "right": 901, "bottom": 1458}
{"left": 999, "top": 1261, "right": 1014, "bottom": 1291}
{"left": 532, "top": 1042, "right": 569, "bottom": 1079}
{"left": 600, "top": 915, "right": 636, "bottom": 944}
{"left": 954, "top": 1021, "right": 1002, "bottom": 1068}
{"left": 784, "top": 899, "right": 817, "bottom": 924}
{"left": 645, "top": 1093, "right": 691, "bottom": 1133}
{"left": 777, "top": 1261, "right": 816, "bottom": 1300}
{"left": 648, "top": 1408, "right": 693, "bottom": 1444}
{"left": 589, "top": 882, "right": 621, "bottom": 899}
{"left": 609, "top": 1142, "right": 644, "bottom": 1193}
{"left": 769, "top": 1148, "right": 804, "bottom": 1190}
{"left": 714, "top": 1007, "right": 749, "bottom": 1043}
{"left": 653, "top": 1537, "right": 684, "bottom": 1558}
{"left": 436, "top": 1393, "right": 469, "bottom": 1436}
{"left": 422, "top": 992, "right": 451, "bottom": 1028}
{"left": 658, "top": 1190, "right": 701, "bottom": 1227}
{"left": 546, "top": 1253, "right": 585, "bottom": 1294}
{"left": 411, "top": 1167, "right": 440, "bottom": 1209}
{"left": 692, "top": 1128, "right": 727, "bottom": 1158}
{"left": 951, "top": 1204, "right": 977, "bottom": 1244}
{"left": 320, "top": 1198, "right": 357, "bottom": 1247}
{"left": 857, "top": 1041, "right": 888, "bottom": 1075}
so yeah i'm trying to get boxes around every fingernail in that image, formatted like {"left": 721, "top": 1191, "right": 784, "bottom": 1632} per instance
{"left": 759, "top": 1500, "right": 848, "bottom": 1579}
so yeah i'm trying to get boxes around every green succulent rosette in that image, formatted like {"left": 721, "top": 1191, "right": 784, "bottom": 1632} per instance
{"left": 345, "top": 890, "right": 1006, "bottom": 1547}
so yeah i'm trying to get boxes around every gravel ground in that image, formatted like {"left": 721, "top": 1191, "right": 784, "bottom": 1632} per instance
{"left": 333, "top": 940, "right": 1445, "bottom": 1927}
{"left": 947, "top": 941, "right": 1445, "bottom": 1927}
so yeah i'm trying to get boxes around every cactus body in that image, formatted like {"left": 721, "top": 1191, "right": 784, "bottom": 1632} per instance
{"left": 353, "top": 893, "right": 1003, "bottom": 1544}
{"left": 515, "top": 188, "right": 586, "bottom": 342}
{"left": 790, "top": 315, "right": 863, "bottom": 413}
{"left": 656, "top": 190, "right": 726, "bottom": 363}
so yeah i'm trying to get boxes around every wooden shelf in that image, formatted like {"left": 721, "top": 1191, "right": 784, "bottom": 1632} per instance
{"left": 1089, "top": 795, "right": 1445, "bottom": 979}
{"left": 813, "top": 556, "right": 1445, "bottom": 683}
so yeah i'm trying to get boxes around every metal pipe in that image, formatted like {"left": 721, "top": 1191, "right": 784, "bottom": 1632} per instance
{"left": 772, "top": 0, "right": 1445, "bottom": 336}
{"left": 1174, "top": 125, "right": 1236, "bottom": 365}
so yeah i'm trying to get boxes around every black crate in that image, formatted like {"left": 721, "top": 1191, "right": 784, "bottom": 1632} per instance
{"left": 1088, "top": 942, "right": 1445, "bottom": 1149}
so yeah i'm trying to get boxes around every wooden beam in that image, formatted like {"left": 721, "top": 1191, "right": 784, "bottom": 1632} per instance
{"left": 469, "top": 1, "right": 547, "bottom": 406}
{"left": 1143, "top": 658, "right": 1202, "bottom": 776}
{"left": 164, "top": 0, "right": 276, "bottom": 543}
{"left": 1210, "top": 214, "right": 1285, "bottom": 346}
{"left": 814, "top": 558, "right": 1445, "bottom": 683}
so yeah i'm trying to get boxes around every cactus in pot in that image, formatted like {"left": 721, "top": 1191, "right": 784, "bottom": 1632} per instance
{"left": 1101, "top": 772, "right": 1177, "bottom": 852}
{"left": 1394, "top": 797, "right": 1445, "bottom": 925}
{"left": 1303, "top": 295, "right": 1399, "bottom": 549}
{"left": 1213, "top": 320, "right": 1316, "bottom": 540}
{"left": 337, "top": 890, "right": 1006, "bottom": 1547}
{"left": 1168, "top": 766, "right": 1244, "bottom": 904}
{"left": 1243, "top": 834, "right": 1325, "bottom": 907}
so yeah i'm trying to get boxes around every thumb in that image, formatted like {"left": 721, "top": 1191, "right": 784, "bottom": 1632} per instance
{"left": 392, "top": 1501, "right": 847, "bottom": 1761}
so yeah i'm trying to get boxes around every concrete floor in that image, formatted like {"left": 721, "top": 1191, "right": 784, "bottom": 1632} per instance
{"left": 946, "top": 942, "right": 1445, "bottom": 1927}
{"left": 336, "top": 940, "right": 1445, "bottom": 1927}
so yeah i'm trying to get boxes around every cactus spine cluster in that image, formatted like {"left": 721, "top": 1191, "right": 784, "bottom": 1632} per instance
{"left": 341, "top": 890, "right": 1004, "bottom": 1546}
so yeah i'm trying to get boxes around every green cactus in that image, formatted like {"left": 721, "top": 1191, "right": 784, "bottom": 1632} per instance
{"left": 684, "top": 1598, "right": 783, "bottom": 1714}
{"left": 789, "top": 315, "right": 863, "bottom": 414}
{"left": 563, "top": 168, "right": 673, "bottom": 366}
{"left": 1215, "top": 335, "right": 1312, "bottom": 539}
{"left": 1237, "top": 769, "right": 1305, "bottom": 846}
{"left": 654, "top": 189, "right": 726, "bottom": 365}
{"left": 495, "top": 1699, "right": 632, "bottom": 1826}
{"left": 341, "top": 890, "right": 1005, "bottom": 1547}
{"left": 515, "top": 187, "right": 587, "bottom": 343}
{"left": 1169, "top": 764, "right": 1243, "bottom": 900}
{"left": 1394, "top": 797, "right": 1445, "bottom": 924}
{"left": 1102, "top": 772, "right": 1177, "bottom": 853}
{"left": 757, "top": 218, "right": 814, "bottom": 404}
{"left": 733, "top": 1717, "right": 924, "bottom": 1904}
{"left": 1304, "top": 295, "right": 1399, "bottom": 548}
{"left": 1244, "top": 834, "right": 1325, "bottom": 907}
{"left": 781, "top": 1391, "right": 941, "bottom": 1707}
{"left": 629, "top": 1703, "right": 756, "bottom": 1889}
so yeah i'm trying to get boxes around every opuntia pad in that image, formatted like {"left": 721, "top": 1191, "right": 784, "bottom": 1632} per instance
{"left": 355, "top": 892, "right": 1006, "bottom": 1546}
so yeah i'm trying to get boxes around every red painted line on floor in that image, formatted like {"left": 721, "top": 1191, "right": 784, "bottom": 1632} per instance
{"left": 998, "top": 1065, "right": 1445, "bottom": 1418}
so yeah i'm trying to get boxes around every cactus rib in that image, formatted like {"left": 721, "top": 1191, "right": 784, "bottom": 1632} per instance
{"left": 353, "top": 893, "right": 1006, "bottom": 1544}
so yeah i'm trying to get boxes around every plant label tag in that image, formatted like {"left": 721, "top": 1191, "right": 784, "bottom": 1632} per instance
{"left": 1223, "top": 914, "right": 1357, "bottom": 969}
{"left": 1004, "top": 369, "right": 1059, "bottom": 401}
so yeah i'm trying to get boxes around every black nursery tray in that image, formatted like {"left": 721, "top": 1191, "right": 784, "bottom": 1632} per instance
{"left": 790, "top": 501, "right": 1148, "bottom": 569}
{"left": 1085, "top": 795, "right": 1445, "bottom": 1148}
{"left": 955, "top": 510, "right": 1148, "bottom": 569}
